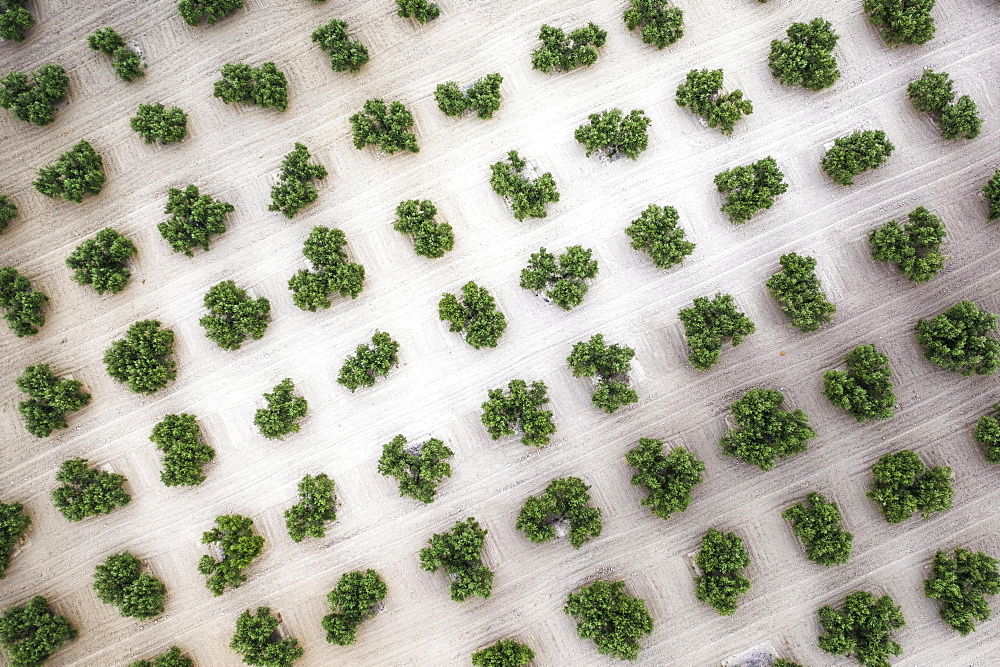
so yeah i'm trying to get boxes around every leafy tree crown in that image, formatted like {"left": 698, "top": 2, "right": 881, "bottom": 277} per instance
{"left": 311, "top": 19, "right": 369, "bottom": 73}
{"left": 158, "top": 185, "right": 234, "bottom": 256}
{"left": 393, "top": 200, "right": 454, "bottom": 258}
{"left": 817, "top": 591, "right": 905, "bottom": 666}
{"left": 713, "top": 156, "right": 787, "bottom": 223}
{"left": 974, "top": 404, "right": 1000, "bottom": 464}
{"left": 200, "top": 280, "right": 270, "bottom": 350}
{"left": 0, "top": 596, "right": 77, "bottom": 667}
{"left": 823, "top": 344, "right": 896, "bottom": 421}
{"left": 150, "top": 413, "right": 215, "bottom": 487}
{"left": 0, "top": 501, "right": 30, "bottom": 579}
{"left": 131, "top": 103, "right": 188, "bottom": 144}
{"left": 0, "top": 267, "right": 47, "bottom": 337}
{"left": 419, "top": 517, "right": 493, "bottom": 602}
{"left": 51, "top": 458, "right": 130, "bottom": 521}
{"left": 867, "top": 450, "right": 953, "bottom": 523}
{"left": 471, "top": 638, "right": 535, "bottom": 667}
{"left": 178, "top": 0, "right": 243, "bottom": 26}
{"left": 269, "top": 143, "right": 327, "bottom": 218}
{"left": 396, "top": 0, "right": 439, "bottom": 24}
{"left": 530, "top": 23, "right": 607, "bottom": 73}
{"left": 863, "top": 0, "right": 935, "bottom": 46}
{"left": 0, "top": 194, "right": 17, "bottom": 234}
{"left": 720, "top": 388, "right": 815, "bottom": 470}
{"left": 378, "top": 435, "right": 453, "bottom": 504}
{"left": 337, "top": 331, "right": 400, "bottom": 391}
{"left": 128, "top": 646, "right": 194, "bottom": 667}
{"left": 678, "top": 293, "right": 755, "bottom": 370}
{"left": 694, "top": 528, "right": 752, "bottom": 615}
{"left": 516, "top": 476, "right": 603, "bottom": 549}
{"left": 285, "top": 473, "right": 337, "bottom": 542}
{"left": 915, "top": 300, "right": 1000, "bottom": 376}
{"left": 924, "top": 548, "right": 1000, "bottom": 636}
{"left": 0, "top": 63, "right": 68, "bottom": 125}
{"left": 480, "top": 379, "right": 556, "bottom": 448}
{"left": 768, "top": 17, "right": 841, "bottom": 90}
{"left": 782, "top": 492, "right": 854, "bottom": 566}
{"left": 520, "top": 245, "right": 598, "bottom": 310}
{"left": 623, "top": 0, "right": 684, "bottom": 49}
{"left": 65, "top": 228, "right": 137, "bottom": 295}
{"left": 766, "top": 252, "right": 836, "bottom": 331}
{"left": 868, "top": 206, "right": 946, "bottom": 283}
{"left": 624, "top": 204, "right": 695, "bottom": 269}
{"left": 103, "top": 320, "right": 176, "bottom": 394}
{"left": 821, "top": 130, "right": 894, "bottom": 186}
{"left": 230, "top": 607, "right": 303, "bottom": 667}
{"left": 349, "top": 99, "right": 419, "bottom": 154}
{"left": 676, "top": 68, "right": 753, "bottom": 135}
{"left": 33, "top": 140, "right": 106, "bottom": 203}
{"left": 16, "top": 364, "right": 91, "bottom": 438}
{"left": 0, "top": 0, "right": 35, "bottom": 43}
{"left": 564, "top": 580, "right": 653, "bottom": 660}
{"left": 254, "top": 379, "right": 308, "bottom": 440}
{"left": 567, "top": 334, "right": 638, "bottom": 414}
{"left": 199, "top": 514, "right": 265, "bottom": 596}
{"left": 489, "top": 150, "right": 560, "bottom": 220}
{"left": 213, "top": 62, "right": 287, "bottom": 112}
{"left": 439, "top": 281, "right": 508, "bottom": 349}
{"left": 93, "top": 551, "right": 166, "bottom": 619}
{"left": 288, "top": 225, "right": 365, "bottom": 311}
{"left": 574, "top": 108, "right": 651, "bottom": 160}
{"left": 322, "top": 569, "right": 387, "bottom": 646}
{"left": 626, "top": 439, "right": 705, "bottom": 520}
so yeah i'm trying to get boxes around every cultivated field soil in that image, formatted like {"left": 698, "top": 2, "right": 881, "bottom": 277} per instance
{"left": 2, "top": 1, "right": 999, "bottom": 665}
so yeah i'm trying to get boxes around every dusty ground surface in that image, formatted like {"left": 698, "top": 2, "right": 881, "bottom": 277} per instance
{"left": 1, "top": 0, "right": 1000, "bottom": 665}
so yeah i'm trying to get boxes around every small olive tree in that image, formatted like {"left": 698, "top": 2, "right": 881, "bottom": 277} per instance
{"left": 158, "top": 185, "right": 234, "bottom": 256}
{"left": 821, "top": 130, "right": 894, "bottom": 186}
{"left": 676, "top": 69, "right": 753, "bottom": 135}
{"left": 33, "top": 140, "right": 106, "bottom": 203}
{"left": 439, "top": 282, "right": 507, "bottom": 349}
{"left": 349, "top": 99, "right": 418, "bottom": 154}
{"left": 312, "top": 19, "right": 369, "bottom": 73}
{"left": 337, "top": 331, "right": 400, "bottom": 391}
{"left": 254, "top": 379, "right": 308, "bottom": 440}
{"left": 103, "top": 320, "right": 176, "bottom": 394}
{"left": 288, "top": 226, "right": 365, "bottom": 311}
{"left": 489, "top": 151, "right": 560, "bottom": 220}
{"left": 66, "top": 229, "right": 137, "bottom": 294}
{"left": 393, "top": 200, "right": 454, "bottom": 258}
{"left": 567, "top": 334, "right": 638, "bottom": 414}
{"left": 481, "top": 379, "right": 556, "bottom": 448}
{"left": 714, "top": 157, "right": 787, "bottom": 223}
{"left": 574, "top": 108, "right": 651, "bottom": 160}
{"left": 16, "top": 364, "right": 91, "bottom": 438}
{"left": 520, "top": 245, "right": 598, "bottom": 310}
{"left": 269, "top": 143, "right": 327, "bottom": 218}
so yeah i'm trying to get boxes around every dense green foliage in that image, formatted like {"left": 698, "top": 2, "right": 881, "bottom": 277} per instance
{"left": 675, "top": 68, "right": 753, "bottom": 135}
{"left": 564, "top": 580, "right": 653, "bottom": 660}
{"left": 907, "top": 69, "right": 953, "bottom": 113}
{"left": 393, "top": 200, "right": 454, "bottom": 258}
{"left": 439, "top": 281, "right": 507, "bottom": 349}
{"left": 0, "top": 194, "right": 16, "bottom": 234}
{"left": 626, "top": 439, "right": 705, "bottom": 521}
{"left": 150, "top": 414, "right": 215, "bottom": 486}
{"left": 817, "top": 591, "right": 905, "bottom": 667}
{"left": 516, "top": 477, "right": 602, "bottom": 549}
{"left": 396, "top": 0, "right": 439, "bottom": 23}
{"left": 924, "top": 548, "right": 1000, "bottom": 636}
{"left": 0, "top": 596, "right": 77, "bottom": 667}
{"left": 766, "top": 253, "right": 836, "bottom": 332}
{"left": 128, "top": 646, "right": 194, "bottom": 667}
{"left": 349, "top": 99, "right": 419, "bottom": 154}
{"left": 0, "top": 0, "right": 33, "bottom": 42}
{"left": 0, "top": 502, "right": 30, "bottom": 579}
{"left": 940, "top": 95, "right": 982, "bottom": 141}
{"left": 311, "top": 19, "right": 369, "bottom": 73}
{"left": 481, "top": 379, "right": 556, "bottom": 448}
{"left": 868, "top": 206, "right": 946, "bottom": 283}
{"left": 974, "top": 405, "right": 1000, "bottom": 463}
{"left": 434, "top": 73, "right": 503, "bottom": 119}
{"left": 868, "top": 450, "right": 953, "bottom": 523}
{"left": 378, "top": 435, "right": 453, "bottom": 504}
{"left": 198, "top": 514, "right": 265, "bottom": 596}
{"left": 915, "top": 300, "right": 1000, "bottom": 376}
{"left": 16, "top": 364, "right": 91, "bottom": 438}
{"left": 322, "top": 570, "right": 387, "bottom": 646}
{"left": 420, "top": 517, "right": 493, "bottom": 602}
{"left": 337, "top": 331, "right": 400, "bottom": 391}
{"left": 471, "top": 639, "right": 534, "bottom": 667}
{"left": 104, "top": 320, "right": 176, "bottom": 394}
{"left": 567, "top": 333, "right": 638, "bottom": 414}
{"left": 200, "top": 281, "right": 270, "bottom": 350}
{"left": 678, "top": 293, "right": 755, "bottom": 370}
{"left": 213, "top": 62, "right": 287, "bottom": 112}
{"left": 178, "top": 0, "right": 243, "bottom": 26}
{"left": 720, "top": 388, "right": 815, "bottom": 470}
{"left": 520, "top": 245, "right": 598, "bottom": 310}
{"left": 694, "top": 528, "right": 751, "bottom": 616}
{"left": 230, "top": 607, "right": 303, "bottom": 667}
{"left": 864, "top": 0, "right": 935, "bottom": 46}
{"left": 269, "top": 143, "right": 327, "bottom": 218}
{"left": 0, "top": 267, "right": 47, "bottom": 337}
{"left": 782, "top": 493, "right": 853, "bottom": 566}
{"left": 158, "top": 185, "right": 234, "bottom": 256}
{"left": 288, "top": 226, "right": 365, "bottom": 311}
{"left": 768, "top": 18, "right": 840, "bottom": 90}
{"left": 574, "top": 108, "right": 651, "bottom": 160}
{"left": 823, "top": 344, "right": 895, "bottom": 421}
{"left": 623, "top": 0, "right": 683, "bottom": 49}
{"left": 33, "top": 140, "right": 106, "bottom": 203}
{"left": 713, "top": 157, "right": 787, "bottom": 223}
{"left": 773, "top": 661, "right": 804, "bottom": 667}
{"left": 93, "top": 552, "right": 166, "bottom": 620}
{"left": 65, "top": 228, "right": 136, "bottom": 295}
{"left": 87, "top": 27, "right": 144, "bottom": 82}
{"left": 489, "top": 150, "right": 560, "bottom": 220}
{"left": 821, "top": 130, "right": 895, "bottom": 186}
{"left": 285, "top": 474, "right": 336, "bottom": 542}
{"left": 531, "top": 23, "right": 607, "bottom": 73}
{"left": 624, "top": 204, "right": 694, "bottom": 269}
{"left": 51, "top": 458, "right": 130, "bottom": 521}
{"left": 984, "top": 169, "right": 1000, "bottom": 221}
{"left": 254, "top": 379, "right": 308, "bottom": 440}
{"left": 0, "top": 64, "right": 68, "bottom": 126}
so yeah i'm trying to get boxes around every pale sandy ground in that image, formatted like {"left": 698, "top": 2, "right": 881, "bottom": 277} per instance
{"left": 1, "top": 0, "right": 999, "bottom": 665}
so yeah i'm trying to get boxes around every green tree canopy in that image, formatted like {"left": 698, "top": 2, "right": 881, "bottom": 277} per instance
{"left": 713, "top": 156, "right": 787, "bottom": 223}
{"left": 16, "top": 364, "right": 91, "bottom": 438}
{"left": 984, "top": 169, "right": 1000, "bottom": 221}
{"left": 439, "top": 281, "right": 507, "bottom": 349}
{"left": 516, "top": 477, "right": 602, "bottom": 549}
{"left": 93, "top": 552, "right": 166, "bottom": 620}
{"left": 420, "top": 517, "right": 493, "bottom": 602}
{"left": 720, "top": 388, "right": 815, "bottom": 470}
{"left": 817, "top": 591, "right": 905, "bottom": 666}
{"left": 52, "top": 458, "right": 130, "bottom": 521}
{"left": 322, "top": 569, "right": 387, "bottom": 646}
{"left": 33, "top": 140, "right": 105, "bottom": 203}
{"left": 624, "top": 204, "right": 695, "bottom": 270}
{"left": 676, "top": 68, "right": 753, "bottom": 135}
{"left": 349, "top": 99, "right": 418, "bottom": 154}
{"left": 0, "top": 267, "right": 47, "bottom": 337}
{"left": 821, "top": 130, "right": 894, "bottom": 186}
{"left": 0, "top": 596, "right": 77, "bottom": 667}
{"left": 104, "top": 320, "right": 176, "bottom": 394}
{"left": 337, "top": 331, "right": 400, "bottom": 391}
{"left": 65, "top": 228, "right": 136, "bottom": 295}
{"left": 311, "top": 19, "right": 369, "bottom": 73}
{"left": 150, "top": 414, "right": 215, "bottom": 487}
{"left": 915, "top": 300, "right": 1000, "bottom": 376}
{"left": 565, "top": 580, "right": 653, "bottom": 660}
{"left": 0, "top": 0, "right": 34, "bottom": 42}
{"left": 200, "top": 280, "right": 270, "bottom": 350}
{"left": 782, "top": 492, "right": 853, "bottom": 566}
{"left": 773, "top": 661, "right": 805, "bottom": 667}
{"left": 230, "top": 607, "right": 303, "bottom": 667}
{"left": 0, "top": 64, "right": 68, "bottom": 126}
{"left": 489, "top": 150, "right": 560, "bottom": 220}
{"left": 198, "top": 514, "right": 265, "bottom": 596}
{"left": 434, "top": 73, "right": 503, "bottom": 119}
{"left": 87, "top": 27, "right": 144, "bottom": 82}
{"left": 868, "top": 450, "right": 953, "bottom": 523}
{"left": 471, "top": 639, "right": 534, "bottom": 667}
{"left": 520, "top": 245, "right": 598, "bottom": 310}
{"left": 284, "top": 473, "right": 336, "bottom": 542}
{"left": 269, "top": 143, "right": 327, "bottom": 218}
{"left": 626, "top": 439, "right": 705, "bottom": 520}
{"left": 823, "top": 344, "right": 896, "bottom": 421}
{"left": 766, "top": 253, "right": 836, "bottom": 331}
{"left": 178, "top": 0, "right": 243, "bottom": 26}
{"left": 158, "top": 185, "right": 234, "bottom": 256}
{"left": 0, "top": 194, "right": 16, "bottom": 234}
{"left": 288, "top": 226, "right": 365, "bottom": 311}
{"left": 623, "top": 0, "right": 683, "bottom": 49}
{"left": 213, "top": 62, "right": 287, "bottom": 112}
{"left": 481, "top": 379, "right": 556, "bottom": 448}
{"left": 907, "top": 69, "right": 953, "bottom": 113}
{"left": 694, "top": 528, "right": 752, "bottom": 616}
{"left": 974, "top": 405, "right": 1000, "bottom": 464}
{"left": 128, "top": 646, "right": 194, "bottom": 667}
{"left": 940, "top": 95, "right": 982, "bottom": 141}
{"left": 567, "top": 333, "right": 638, "bottom": 414}
{"left": 768, "top": 18, "right": 840, "bottom": 90}
{"left": 924, "top": 548, "right": 1000, "bottom": 636}
{"left": 254, "top": 378, "right": 308, "bottom": 440}
{"left": 531, "top": 23, "right": 607, "bottom": 73}
{"left": 574, "top": 108, "right": 651, "bottom": 160}
{"left": 393, "top": 200, "right": 454, "bottom": 258}
{"left": 864, "top": 0, "right": 935, "bottom": 46}
{"left": 0, "top": 501, "right": 30, "bottom": 579}
{"left": 869, "top": 206, "right": 945, "bottom": 283}
{"left": 378, "top": 435, "right": 453, "bottom": 504}
{"left": 678, "top": 293, "right": 755, "bottom": 370}
{"left": 396, "top": 0, "right": 439, "bottom": 23}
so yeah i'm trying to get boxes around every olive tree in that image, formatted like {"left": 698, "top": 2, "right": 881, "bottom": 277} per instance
{"left": 864, "top": 0, "right": 935, "bottom": 46}
{"left": 768, "top": 18, "right": 840, "bottom": 90}
{"left": 574, "top": 108, "right": 651, "bottom": 160}
{"left": 158, "top": 185, "right": 234, "bottom": 256}
{"left": 714, "top": 157, "right": 787, "bottom": 223}
{"left": 0, "top": 501, "right": 30, "bottom": 579}
{"left": 924, "top": 548, "right": 1000, "bottom": 636}
{"left": 213, "top": 62, "right": 287, "bottom": 112}
{"left": 0, "top": 597, "right": 76, "bottom": 666}
{"left": 471, "top": 639, "right": 534, "bottom": 667}
{"left": 0, "top": 267, "right": 47, "bottom": 337}
{"left": 817, "top": 591, "right": 905, "bottom": 666}
{"left": 821, "top": 130, "right": 894, "bottom": 186}
{"left": 720, "top": 388, "right": 815, "bottom": 470}
{"left": 624, "top": 204, "right": 695, "bottom": 269}
{"left": 520, "top": 245, "right": 598, "bottom": 310}
{"left": 129, "top": 646, "right": 194, "bottom": 667}
{"left": 567, "top": 334, "right": 638, "bottom": 414}
{"left": 766, "top": 253, "right": 836, "bottom": 331}
{"left": 201, "top": 281, "right": 270, "bottom": 350}
{"left": 93, "top": 552, "right": 166, "bottom": 619}
{"left": 269, "top": 143, "right": 327, "bottom": 218}
{"left": 915, "top": 300, "right": 999, "bottom": 376}
{"left": 322, "top": 570, "right": 387, "bottom": 646}
{"left": 33, "top": 140, "right": 106, "bottom": 203}
{"left": 983, "top": 169, "right": 1000, "bottom": 221}
{"left": 439, "top": 281, "right": 507, "bottom": 349}
{"left": 0, "top": 194, "right": 16, "bottom": 235}
{"left": 0, "top": 0, "right": 34, "bottom": 42}
{"left": 419, "top": 517, "right": 493, "bottom": 602}
{"left": 823, "top": 344, "right": 896, "bottom": 421}
{"left": 16, "top": 364, "right": 91, "bottom": 438}
{"left": 940, "top": 95, "right": 982, "bottom": 141}
{"left": 104, "top": 320, "right": 176, "bottom": 394}
{"left": 311, "top": 19, "right": 369, "bottom": 73}
{"left": 869, "top": 206, "right": 946, "bottom": 283}
{"left": 623, "top": 0, "right": 683, "bottom": 49}
{"left": 626, "top": 438, "right": 705, "bottom": 521}
{"left": 284, "top": 473, "right": 336, "bottom": 542}
{"left": 288, "top": 226, "right": 365, "bottom": 311}
{"left": 178, "top": 0, "right": 243, "bottom": 26}
{"left": 52, "top": 458, "right": 130, "bottom": 521}
{"left": 782, "top": 493, "right": 853, "bottom": 566}
{"left": 349, "top": 99, "right": 418, "bottom": 154}
{"left": 337, "top": 331, "right": 400, "bottom": 391}
{"left": 516, "top": 477, "right": 602, "bottom": 549}
{"left": 65, "top": 228, "right": 137, "bottom": 294}
{"left": 489, "top": 150, "right": 560, "bottom": 220}
{"left": 564, "top": 580, "right": 653, "bottom": 660}
{"left": 694, "top": 528, "right": 752, "bottom": 616}
{"left": 676, "top": 68, "right": 753, "bottom": 135}
{"left": 230, "top": 607, "right": 303, "bottom": 667}
{"left": 198, "top": 514, "right": 265, "bottom": 596}
{"left": 434, "top": 73, "right": 502, "bottom": 119}
{"left": 378, "top": 435, "right": 453, "bottom": 504}
{"left": 396, "top": 0, "right": 439, "bottom": 24}
{"left": 0, "top": 63, "right": 69, "bottom": 126}
{"left": 393, "top": 200, "right": 454, "bottom": 258}
{"left": 150, "top": 414, "right": 216, "bottom": 486}
{"left": 907, "top": 69, "right": 954, "bottom": 113}
{"left": 254, "top": 378, "right": 308, "bottom": 440}
{"left": 87, "top": 27, "right": 144, "bottom": 82}
{"left": 974, "top": 405, "right": 1000, "bottom": 463}
{"left": 868, "top": 450, "right": 953, "bottom": 523}
{"left": 531, "top": 23, "right": 607, "bottom": 73}
{"left": 678, "top": 293, "right": 755, "bottom": 370}
{"left": 480, "top": 379, "right": 556, "bottom": 448}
